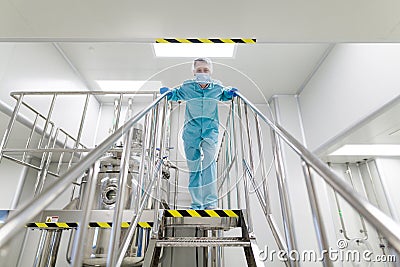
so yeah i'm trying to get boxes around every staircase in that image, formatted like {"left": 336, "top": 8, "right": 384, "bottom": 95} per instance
{"left": 1, "top": 90, "right": 400, "bottom": 266}
{"left": 143, "top": 209, "right": 264, "bottom": 267}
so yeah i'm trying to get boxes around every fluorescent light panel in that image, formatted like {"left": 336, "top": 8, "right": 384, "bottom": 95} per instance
{"left": 329, "top": 144, "right": 400, "bottom": 156}
{"left": 153, "top": 43, "right": 235, "bottom": 57}
{"left": 96, "top": 80, "right": 162, "bottom": 91}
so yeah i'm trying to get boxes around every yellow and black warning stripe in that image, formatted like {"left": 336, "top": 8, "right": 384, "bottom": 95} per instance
{"left": 26, "top": 222, "right": 78, "bottom": 228}
{"left": 88, "top": 222, "right": 154, "bottom": 229}
{"left": 156, "top": 38, "right": 256, "bottom": 44}
{"left": 165, "top": 209, "right": 239, "bottom": 218}
{"left": 26, "top": 222, "right": 153, "bottom": 229}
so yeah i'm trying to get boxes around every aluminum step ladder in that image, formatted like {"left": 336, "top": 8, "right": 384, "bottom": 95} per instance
{"left": 143, "top": 209, "right": 264, "bottom": 267}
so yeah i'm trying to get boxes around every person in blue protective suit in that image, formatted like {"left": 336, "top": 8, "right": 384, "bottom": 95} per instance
{"left": 160, "top": 58, "right": 238, "bottom": 209}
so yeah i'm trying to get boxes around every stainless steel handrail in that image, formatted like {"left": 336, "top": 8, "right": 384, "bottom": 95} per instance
{"left": 0, "top": 92, "right": 169, "bottom": 248}
{"left": 236, "top": 92, "right": 400, "bottom": 252}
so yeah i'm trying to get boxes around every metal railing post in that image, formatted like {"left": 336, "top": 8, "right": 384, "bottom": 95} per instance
{"left": 68, "top": 94, "right": 90, "bottom": 169}
{"left": 107, "top": 126, "right": 134, "bottom": 267}
{"left": 254, "top": 113, "right": 270, "bottom": 209}
{"left": 38, "top": 94, "right": 57, "bottom": 149}
{"left": 0, "top": 93, "right": 169, "bottom": 248}
{"left": 116, "top": 158, "right": 164, "bottom": 266}
{"left": 0, "top": 93, "right": 24, "bottom": 162}
{"left": 230, "top": 100, "right": 241, "bottom": 209}
{"left": 134, "top": 113, "right": 149, "bottom": 214}
{"left": 236, "top": 98, "right": 254, "bottom": 234}
{"left": 301, "top": 160, "right": 333, "bottom": 267}
{"left": 152, "top": 98, "right": 167, "bottom": 237}
{"left": 71, "top": 161, "right": 100, "bottom": 267}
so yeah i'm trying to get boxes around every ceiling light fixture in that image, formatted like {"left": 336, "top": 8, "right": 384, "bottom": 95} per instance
{"left": 95, "top": 80, "right": 162, "bottom": 91}
{"left": 329, "top": 144, "right": 400, "bottom": 156}
{"left": 153, "top": 43, "right": 236, "bottom": 58}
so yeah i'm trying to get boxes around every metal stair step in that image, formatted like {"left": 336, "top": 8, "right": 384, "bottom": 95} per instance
{"left": 156, "top": 237, "right": 250, "bottom": 247}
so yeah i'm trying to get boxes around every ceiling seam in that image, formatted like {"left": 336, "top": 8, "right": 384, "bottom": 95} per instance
{"left": 295, "top": 43, "right": 335, "bottom": 96}
{"left": 52, "top": 43, "right": 101, "bottom": 102}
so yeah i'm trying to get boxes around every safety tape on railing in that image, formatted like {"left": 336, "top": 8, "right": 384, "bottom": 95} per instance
{"left": 26, "top": 222, "right": 78, "bottom": 228}
{"left": 165, "top": 210, "right": 240, "bottom": 218}
{"left": 155, "top": 38, "right": 256, "bottom": 44}
{"left": 26, "top": 222, "right": 154, "bottom": 229}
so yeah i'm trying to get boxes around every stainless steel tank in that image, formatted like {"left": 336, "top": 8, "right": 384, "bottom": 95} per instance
{"left": 76, "top": 123, "right": 149, "bottom": 266}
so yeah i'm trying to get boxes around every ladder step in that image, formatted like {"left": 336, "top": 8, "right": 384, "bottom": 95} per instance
{"left": 156, "top": 237, "right": 250, "bottom": 247}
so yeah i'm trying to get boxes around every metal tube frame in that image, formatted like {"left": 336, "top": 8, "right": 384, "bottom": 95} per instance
{"left": 301, "top": 161, "right": 333, "bottom": 267}
{"left": 270, "top": 98, "right": 298, "bottom": 265}
{"left": 70, "top": 161, "right": 100, "bottom": 267}
{"left": 107, "top": 125, "right": 135, "bottom": 266}
{"left": 236, "top": 91, "right": 400, "bottom": 253}
{"left": 242, "top": 159, "right": 290, "bottom": 266}
{"left": 0, "top": 92, "right": 169, "bottom": 248}
{"left": 236, "top": 98, "right": 254, "bottom": 235}
{"left": 230, "top": 100, "right": 242, "bottom": 209}
{"left": 0, "top": 93, "right": 24, "bottom": 162}
{"left": 116, "top": 158, "right": 164, "bottom": 266}
{"left": 152, "top": 98, "right": 168, "bottom": 237}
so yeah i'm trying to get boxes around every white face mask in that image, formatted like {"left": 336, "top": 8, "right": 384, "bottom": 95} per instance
{"left": 195, "top": 73, "right": 211, "bottom": 84}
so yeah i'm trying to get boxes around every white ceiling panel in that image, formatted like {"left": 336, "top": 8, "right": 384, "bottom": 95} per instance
{"left": 58, "top": 43, "right": 330, "bottom": 103}
{"left": 1, "top": 1, "right": 400, "bottom": 42}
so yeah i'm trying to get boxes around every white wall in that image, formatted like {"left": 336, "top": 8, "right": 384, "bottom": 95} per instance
{"left": 272, "top": 95, "right": 331, "bottom": 267}
{"left": 300, "top": 44, "right": 400, "bottom": 152}
{"left": 375, "top": 158, "right": 400, "bottom": 223}
{"left": 0, "top": 42, "right": 102, "bottom": 265}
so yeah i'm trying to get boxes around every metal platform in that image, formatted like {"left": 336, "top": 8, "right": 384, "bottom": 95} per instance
{"left": 156, "top": 237, "right": 250, "bottom": 247}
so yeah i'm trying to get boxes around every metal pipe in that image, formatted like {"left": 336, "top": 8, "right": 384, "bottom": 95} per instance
{"left": 70, "top": 161, "right": 100, "bottom": 267}
{"left": 224, "top": 137, "right": 230, "bottom": 209}
{"left": 363, "top": 161, "right": 387, "bottom": 253}
{"left": 33, "top": 229, "right": 62, "bottom": 267}
{"left": 34, "top": 125, "right": 56, "bottom": 196}
{"left": 113, "top": 94, "right": 124, "bottom": 134}
{"left": 254, "top": 114, "right": 271, "bottom": 213}
{"left": 236, "top": 98, "right": 253, "bottom": 234}
{"left": 107, "top": 126, "right": 134, "bottom": 267}
{"left": 147, "top": 94, "right": 159, "bottom": 209}
{"left": 327, "top": 163, "right": 352, "bottom": 241}
{"left": 236, "top": 91, "right": 400, "bottom": 253}
{"left": 243, "top": 159, "right": 290, "bottom": 260}
{"left": 152, "top": 98, "right": 167, "bottom": 236}
{"left": 116, "top": 158, "right": 164, "bottom": 266}
{"left": 22, "top": 114, "right": 39, "bottom": 162}
{"left": 174, "top": 169, "right": 179, "bottom": 209}
{"left": 11, "top": 90, "right": 159, "bottom": 96}
{"left": 301, "top": 161, "right": 333, "bottom": 267}
{"left": 68, "top": 94, "right": 90, "bottom": 169}
{"left": 0, "top": 94, "right": 24, "bottom": 162}
{"left": 166, "top": 102, "right": 172, "bottom": 206}
{"left": 270, "top": 101, "right": 298, "bottom": 264}
{"left": 230, "top": 100, "right": 241, "bottom": 209}
{"left": 0, "top": 92, "right": 169, "bottom": 248}
{"left": 174, "top": 102, "right": 181, "bottom": 209}
{"left": 56, "top": 134, "right": 69, "bottom": 175}
{"left": 2, "top": 154, "right": 42, "bottom": 171}
{"left": 269, "top": 97, "right": 303, "bottom": 264}
{"left": 10, "top": 155, "right": 31, "bottom": 209}
{"left": 244, "top": 104, "right": 256, "bottom": 180}
{"left": 345, "top": 163, "right": 368, "bottom": 239}
{"left": 37, "top": 128, "right": 60, "bottom": 196}
{"left": 38, "top": 94, "right": 57, "bottom": 149}
{"left": 134, "top": 113, "right": 149, "bottom": 214}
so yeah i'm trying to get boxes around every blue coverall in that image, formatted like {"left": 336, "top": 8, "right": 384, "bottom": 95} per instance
{"left": 167, "top": 79, "right": 233, "bottom": 209}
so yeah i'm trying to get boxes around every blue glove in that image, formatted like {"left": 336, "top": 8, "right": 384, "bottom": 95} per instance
{"left": 228, "top": 88, "right": 239, "bottom": 97}
{"left": 160, "top": 87, "right": 170, "bottom": 94}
